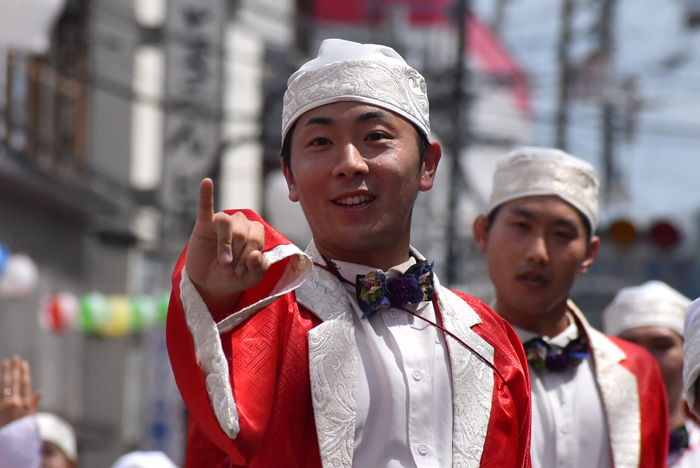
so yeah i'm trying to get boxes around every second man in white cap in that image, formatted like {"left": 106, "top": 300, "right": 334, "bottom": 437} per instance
{"left": 473, "top": 147, "right": 668, "bottom": 468}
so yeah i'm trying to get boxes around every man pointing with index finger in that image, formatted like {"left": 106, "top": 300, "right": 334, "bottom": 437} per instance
{"left": 167, "top": 38, "right": 532, "bottom": 468}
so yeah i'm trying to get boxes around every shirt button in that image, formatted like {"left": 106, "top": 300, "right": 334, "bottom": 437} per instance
{"left": 412, "top": 370, "right": 423, "bottom": 381}
{"left": 388, "top": 308, "right": 399, "bottom": 318}
{"left": 561, "top": 426, "right": 569, "bottom": 434}
{"left": 418, "top": 444, "right": 428, "bottom": 456}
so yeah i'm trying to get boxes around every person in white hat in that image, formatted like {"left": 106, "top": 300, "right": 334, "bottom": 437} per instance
{"left": 603, "top": 281, "right": 699, "bottom": 467}
{"left": 0, "top": 356, "right": 77, "bottom": 468}
{"left": 111, "top": 451, "right": 178, "bottom": 468}
{"left": 166, "top": 38, "right": 532, "bottom": 467}
{"left": 684, "top": 299, "right": 700, "bottom": 415}
{"left": 473, "top": 147, "right": 668, "bottom": 468}
{"left": 0, "top": 355, "right": 42, "bottom": 468}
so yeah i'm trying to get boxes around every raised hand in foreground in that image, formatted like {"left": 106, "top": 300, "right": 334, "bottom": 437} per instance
{"left": 0, "top": 355, "right": 42, "bottom": 428}
{"left": 185, "top": 178, "right": 269, "bottom": 313}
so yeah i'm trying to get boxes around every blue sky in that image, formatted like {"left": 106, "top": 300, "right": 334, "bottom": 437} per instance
{"left": 473, "top": 0, "right": 700, "bottom": 232}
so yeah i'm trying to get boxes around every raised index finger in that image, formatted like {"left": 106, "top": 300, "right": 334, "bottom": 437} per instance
{"left": 198, "top": 178, "right": 215, "bottom": 224}
{"left": 20, "top": 360, "right": 32, "bottom": 402}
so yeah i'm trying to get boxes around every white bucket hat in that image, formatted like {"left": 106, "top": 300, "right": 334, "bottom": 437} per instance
{"left": 35, "top": 412, "right": 78, "bottom": 462}
{"left": 602, "top": 280, "right": 691, "bottom": 337}
{"left": 486, "top": 147, "right": 600, "bottom": 231}
{"left": 282, "top": 38, "right": 430, "bottom": 141}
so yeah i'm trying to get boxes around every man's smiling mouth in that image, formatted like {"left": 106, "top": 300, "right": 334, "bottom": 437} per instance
{"left": 334, "top": 194, "right": 375, "bottom": 206}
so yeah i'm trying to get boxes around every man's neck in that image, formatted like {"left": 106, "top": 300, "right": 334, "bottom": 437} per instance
{"left": 314, "top": 242, "right": 412, "bottom": 272}
{"left": 495, "top": 299, "right": 571, "bottom": 339}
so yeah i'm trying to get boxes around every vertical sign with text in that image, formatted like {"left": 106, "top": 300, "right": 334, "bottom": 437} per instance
{"left": 161, "top": 0, "right": 226, "bottom": 236}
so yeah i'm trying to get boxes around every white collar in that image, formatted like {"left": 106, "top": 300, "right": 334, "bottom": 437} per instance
{"left": 330, "top": 257, "right": 418, "bottom": 283}
{"left": 512, "top": 311, "right": 580, "bottom": 347}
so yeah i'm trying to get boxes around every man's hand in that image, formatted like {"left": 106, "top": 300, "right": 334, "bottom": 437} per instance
{"left": 0, "top": 356, "right": 42, "bottom": 428}
{"left": 185, "top": 178, "right": 269, "bottom": 312}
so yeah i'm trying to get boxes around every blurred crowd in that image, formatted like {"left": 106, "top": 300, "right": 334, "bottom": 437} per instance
{"left": 0, "top": 356, "right": 178, "bottom": 468}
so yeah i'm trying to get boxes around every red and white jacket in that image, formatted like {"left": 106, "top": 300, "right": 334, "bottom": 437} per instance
{"left": 166, "top": 210, "right": 532, "bottom": 468}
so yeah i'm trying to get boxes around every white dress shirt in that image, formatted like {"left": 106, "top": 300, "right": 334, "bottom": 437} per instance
{"left": 513, "top": 314, "right": 612, "bottom": 468}
{"left": 0, "top": 415, "right": 41, "bottom": 468}
{"left": 332, "top": 257, "right": 453, "bottom": 468}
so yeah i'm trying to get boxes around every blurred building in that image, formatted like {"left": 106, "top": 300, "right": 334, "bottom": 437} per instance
{"left": 0, "top": 0, "right": 295, "bottom": 466}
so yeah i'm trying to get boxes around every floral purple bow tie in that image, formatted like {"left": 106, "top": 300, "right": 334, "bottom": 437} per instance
{"left": 522, "top": 334, "right": 590, "bottom": 372}
{"left": 355, "top": 261, "right": 435, "bottom": 319}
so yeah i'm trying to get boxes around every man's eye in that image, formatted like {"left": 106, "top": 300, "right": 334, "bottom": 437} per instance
{"left": 310, "top": 137, "right": 331, "bottom": 146}
{"left": 367, "top": 132, "right": 389, "bottom": 141}
{"left": 512, "top": 222, "right": 528, "bottom": 230}
{"left": 555, "top": 231, "right": 574, "bottom": 240}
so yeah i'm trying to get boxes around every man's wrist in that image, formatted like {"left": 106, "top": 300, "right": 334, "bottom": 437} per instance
{"left": 194, "top": 284, "right": 242, "bottom": 321}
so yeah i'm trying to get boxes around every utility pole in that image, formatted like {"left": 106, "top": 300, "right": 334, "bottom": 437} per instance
{"left": 555, "top": 0, "right": 574, "bottom": 150}
{"left": 492, "top": 0, "right": 508, "bottom": 38}
{"left": 445, "top": 0, "right": 471, "bottom": 287}
{"left": 599, "top": 0, "right": 617, "bottom": 202}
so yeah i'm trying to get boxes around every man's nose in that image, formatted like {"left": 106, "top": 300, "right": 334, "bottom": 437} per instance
{"left": 332, "top": 143, "right": 369, "bottom": 179}
{"left": 526, "top": 235, "right": 550, "bottom": 264}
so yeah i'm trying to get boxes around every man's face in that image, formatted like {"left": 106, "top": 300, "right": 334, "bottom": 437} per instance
{"left": 618, "top": 325, "right": 684, "bottom": 408}
{"left": 42, "top": 442, "right": 76, "bottom": 468}
{"left": 282, "top": 101, "right": 440, "bottom": 267}
{"left": 474, "top": 195, "right": 598, "bottom": 330}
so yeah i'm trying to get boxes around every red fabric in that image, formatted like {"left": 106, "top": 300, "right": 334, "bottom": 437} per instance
{"left": 466, "top": 15, "right": 531, "bottom": 115}
{"left": 312, "top": 0, "right": 531, "bottom": 115}
{"left": 452, "top": 292, "right": 532, "bottom": 468}
{"left": 608, "top": 336, "right": 669, "bottom": 468}
{"left": 167, "top": 210, "right": 532, "bottom": 467}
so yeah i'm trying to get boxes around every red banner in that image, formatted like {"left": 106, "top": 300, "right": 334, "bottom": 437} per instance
{"left": 313, "top": 0, "right": 530, "bottom": 115}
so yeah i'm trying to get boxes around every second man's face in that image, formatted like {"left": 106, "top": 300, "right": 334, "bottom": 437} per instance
{"left": 283, "top": 101, "right": 439, "bottom": 267}
{"left": 475, "top": 195, "right": 598, "bottom": 327}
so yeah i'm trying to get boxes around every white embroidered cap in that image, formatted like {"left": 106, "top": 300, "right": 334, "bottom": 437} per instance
{"left": 602, "top": 280, "right": 691, "bottom": 337}
{"left": 486, "top": 147, "right": 600, "bottom": 231}
{"left": 683, "top": 298, "right": 700, "bottom": 415}
{"left": 111, "top": 451, "right": 179, "bottom": 468}
{"left": 35, "top": 412, "right": 78, "bottom": 462}
{"left": 282, "top": 38, "right": 430, "bottom": 141}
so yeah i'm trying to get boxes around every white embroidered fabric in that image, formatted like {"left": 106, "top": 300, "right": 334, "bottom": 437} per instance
{"left": 487, "top": 147, "right": 600, "bottom": 230}
{"left": 298, "top": 262, "right": 358, "bottom": 467}
{"left": 577, "top": 302, "right": 641, "bottom": 468}
{"left": 435, "top": 280, "right": 494, "bottom": 468}
{"left": 217, "top": 244, "right": 312, "bottom": 333}
{"left": 283, "top": 59, "right": 430, "bottom": 139}
{"left": 684, "top": 298, "right": 700, "bottom": 416}
{"left": 180, "top": 268, "right": 240, "bottom": 439}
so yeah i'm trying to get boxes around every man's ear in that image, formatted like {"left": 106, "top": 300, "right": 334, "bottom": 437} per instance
{"left": 473, "top": 215, "right": 489, "bottom": 253}
{"left": 419, "top": 141, "right": 442, "bottom": 192}
{"left": 579, "top": 235, "right": 600, "bottom": 274}
{"left": 281, "top": 159, "right": 299, "bottom": 202}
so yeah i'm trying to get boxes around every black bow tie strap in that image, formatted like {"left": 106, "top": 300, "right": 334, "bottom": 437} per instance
{"left": 523, "top": 334, "right": 591, "bottom": 372}
{"left": 312, "top": 256, "right": 507, "bottom": 385}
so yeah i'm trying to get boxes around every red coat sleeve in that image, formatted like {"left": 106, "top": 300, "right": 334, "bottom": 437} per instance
{"left": 609, "top": 336, "right": 669, "bottom": 468}
{"left": 166, "top": 210, "right": 322, "bottom": 468}
{"left": 453, "top": 292, "right": 533, "bottom": 468}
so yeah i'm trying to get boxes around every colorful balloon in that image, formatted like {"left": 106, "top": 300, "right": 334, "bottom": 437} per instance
{"left": 0, "top": 243, "right": 10, "bottom": 278}
{"left": 79, "top": 293, "right": 109, "bottom": 333}
{"left": 97, "top": 296, "right": 131, "bottom": 337}
{"left": 0, "top": 254, "right": 39, "bottom": 299}
{"left": 130, "top": 296, "right": 158, "bottom": 332}
{"left": 42, "top": 293, "right": 79, "bottom": 333}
